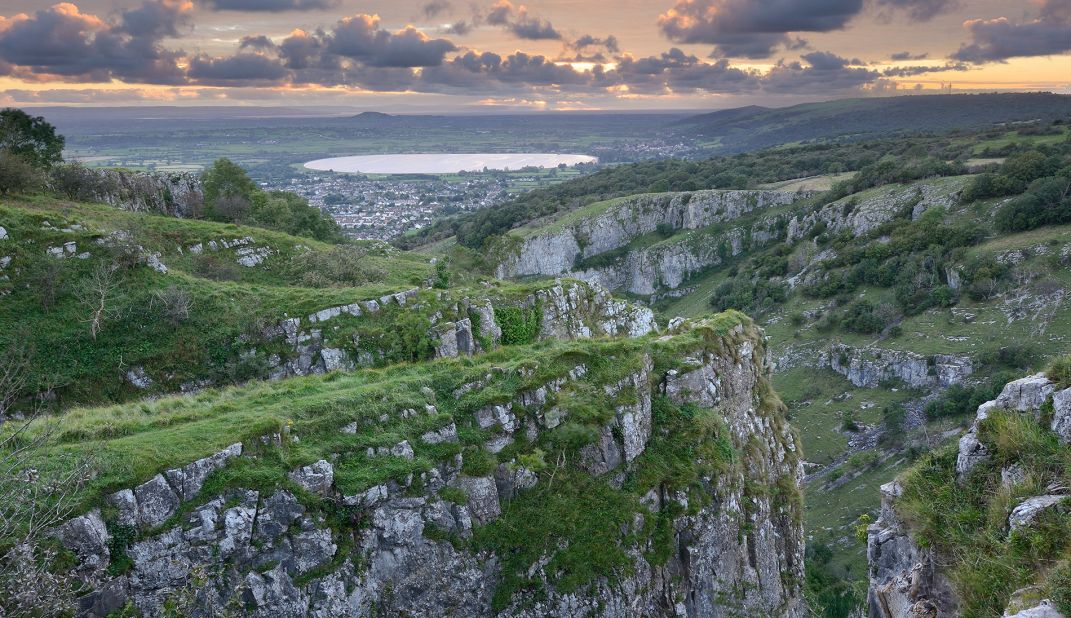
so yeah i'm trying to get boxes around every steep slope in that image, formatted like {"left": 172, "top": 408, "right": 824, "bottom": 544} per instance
{"left": 38, "top": 315, "right": 805, "bottom": 617}
{"left": 867, "top": 364, "right": 1071, "bottom": 617}
{"left": 0, "top": 197, "right": 655, "bottom": 408}
{"left": 484, "top": 123, "right": 1071, "bottom": 613}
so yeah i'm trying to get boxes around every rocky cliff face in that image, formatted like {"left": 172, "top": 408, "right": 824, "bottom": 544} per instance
{"left": 52, "top": 318, "right": 805, "bottom": 617}
{"left": 822, "top": 344, "right": 973, "bottom": 390}
{"left": 56, "top": 167, "right": 203, "bottom": 217}
{"left": 495, "top": 190, "right": 802, "bottom": 281}
{"left": 865, "top": 481, "right": 960, "bottom": 617}
{"left": 259, "top": 280, "right": 658, "bottom": 382}
{"left": 786, "top": 178, "right": 968, "bottom": 244}
{"left": 866, "top": 370, "right": 1071, "bottom": 618}
{"left": 494, "top": 179, "right": 968, "bottom": 300}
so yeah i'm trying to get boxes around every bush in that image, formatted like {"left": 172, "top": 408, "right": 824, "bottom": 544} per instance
{"left": 1047, "top": 355, "right": 1071, "bottom": 389}
{"left": 994, "top": 176, "right": 1071, "bottom": 233}
{"left": 286, "top": 246, "right": 385, "bottom": 287}
{"left": 495, "top": 305, "right": 541, "bottom": 345}
{"left": 0, "top": 152, "right": 42, "bottom": 195}
{"left": 924, "top": 379, "right": 1008, "bottom": 420}
{"left": 49, "top": 163, "right": 118, "bottom": 201}
{"left": 841, "top": 300, "right": 886, "bottom": 334}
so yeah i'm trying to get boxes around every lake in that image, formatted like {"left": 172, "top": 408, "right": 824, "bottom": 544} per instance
{"left": 303, "top": 153, "right": 597, "bottom": 174}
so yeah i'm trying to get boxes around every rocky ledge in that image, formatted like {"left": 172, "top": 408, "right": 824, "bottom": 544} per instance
{"left": 50, "top": 319, "right": 804, "bottom": 617}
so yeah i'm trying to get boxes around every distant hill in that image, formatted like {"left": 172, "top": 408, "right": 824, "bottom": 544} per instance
{"left": 351, "top": 111, "right": 399, "bottom": 121}
{"left": 677, "top": 93, "right": 1071, "bottom": 153}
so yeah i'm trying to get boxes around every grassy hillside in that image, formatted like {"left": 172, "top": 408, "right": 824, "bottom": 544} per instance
{"left": 474, "top": 120, "right": 1071, "bottom": 614}
{"left": 677, "top": 93, "right": 1071, "bottom": 154}
{"left": 0, "top": 195, "right": 436, "bottom": 405}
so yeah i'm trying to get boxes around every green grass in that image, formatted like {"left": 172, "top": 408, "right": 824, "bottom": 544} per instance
{"left": 896, "top": 410, "right": 1071, "bottom": 617}
{"left": 2, "top": 312, "right": 800, "bottom": 609}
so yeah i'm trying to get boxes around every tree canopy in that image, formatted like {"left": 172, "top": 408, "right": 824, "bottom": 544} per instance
{"left": 0, "top": 108, "right": 65, "bottom": 168}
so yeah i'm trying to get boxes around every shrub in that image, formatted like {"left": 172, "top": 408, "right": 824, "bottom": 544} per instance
{"left": 1047, "top": 355, "right": 1071, "bottom": 389}
{"left": 0, "top": 152, "right": 42, "bottom": 195}
{"left": 286, "top": 246, "right": 384, "bottom": 287}
{"left": 994, "top": 176, "right": 1071, "bottom": 233}
{"left": 49, "top": 163, "right": 118, "bottom": 201}
{"left": 494, "top": 305, "right": 541, "bottom": 346}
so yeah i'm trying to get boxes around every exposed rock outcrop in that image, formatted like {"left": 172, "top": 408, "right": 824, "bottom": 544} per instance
{"left": 822, "top": 344, "right": 972, "bottom": 389}
{"left": 866, "top": 481, "right": 960, "bottom": 618}
{"left": 55, "top": 168, "right": 203, "bottom": 217}
{"left": 495, "top": 190, "right": 802, "bottom": 281}
{"left": 261, "top": 281, "right": 657, "bottom": 378}
{"left": 53, "top": 321, "right": 805, "bottom": 617}
{"left": 956, "top": 374, "right": 1070, "bottom": 478}
{"left": 787, "top": 178, "right": 968, "bottom": 243}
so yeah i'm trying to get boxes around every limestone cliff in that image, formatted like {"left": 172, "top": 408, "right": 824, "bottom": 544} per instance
{"left": 51, "top": 316, "right": 806, "bottom": 617}
{"left": 866, "top": 369, "right": 1071, "bottom": 618}
{"left": 53, "top": 167, "right": 203, "bottom": 217}
{"left": 494, "top": 190, "right": 802, "bottom": 282}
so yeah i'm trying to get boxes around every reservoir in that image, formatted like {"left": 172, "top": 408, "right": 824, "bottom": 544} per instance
{"left": 304, "top": 153, "right": 597, "bottom": 174}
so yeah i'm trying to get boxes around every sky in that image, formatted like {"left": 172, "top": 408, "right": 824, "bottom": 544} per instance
{"left": 1, "top": 0, "right": 1070, "bottom": 110}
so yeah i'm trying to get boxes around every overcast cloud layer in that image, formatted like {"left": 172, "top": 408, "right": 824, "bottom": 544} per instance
{"left": 0, "top": 0, "right": 1068, "bottom": 107}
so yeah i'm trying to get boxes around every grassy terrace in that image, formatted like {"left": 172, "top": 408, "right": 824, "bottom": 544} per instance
{"left": 4, "top": 312, "right": 779, "bottom": 604}
{"left": 9, "top": 313, "right": 753, "bottom": 515}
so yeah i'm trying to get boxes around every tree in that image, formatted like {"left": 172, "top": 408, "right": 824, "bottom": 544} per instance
{"left": 0, "top": 338, "right": 96, "bottom": 616}
{"left": 0, "top": 152, "right": 42, "bottom": 196}
{"left": 77, "top": 263, "right": 121, "bottom": 340}
{"left": 0, "top": 109, "right": 64, "bottom": 168}
{"left": 200, "top": 158, "right": 257, "bottom": 221}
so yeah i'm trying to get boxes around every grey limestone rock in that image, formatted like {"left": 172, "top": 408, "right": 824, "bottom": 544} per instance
{"left": 134, "top": 474, "right": 180, "bottom": 528}
{"left": 288, "top": 460, "right": 334, "bottom": 495}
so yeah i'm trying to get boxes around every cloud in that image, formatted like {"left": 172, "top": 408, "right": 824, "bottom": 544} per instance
{"left": 119, "top": 0, "right": 191, "bottom": 38}
{"left": 881, "top": 62, "right": 968, "bottom": 77}
{"left": 952, "top": 0, "right": 1071, "bottom": 63}
{"left": 327, "top": 14, "right": 457, "bottom": 67}
{"left": 201, "top": 0, "right": 339, "bottom": 11}
{"left": 658, "top": 0, "right": 864, "bottom": 58}
{"left": 441, "top": 20, "right": 472, "bottom": 35}
{"left": 187, "top": 53, "right": 288, "bottom": 86}
{"left": 482, "top": 1, "right": 561, "bottom": 40}
{"left": 0, "top": 2, "right": 186, "bottom": 84}
{"left": 762, "top": 51, "right": 882, "bottom": 94}
{"left": 239, "top": 35, "right": 276, "bottom": 51}
{"left": 890, "top": 51, "right": 928, "bottom": 60}
{"left": 422, "top": 1, "right": 452, "bottom": 20}
{"left": 874, "top": 0, "right": 960, "bottom": 21}
{"left": 485, "top": 1, "right": 513, "bottom": 26}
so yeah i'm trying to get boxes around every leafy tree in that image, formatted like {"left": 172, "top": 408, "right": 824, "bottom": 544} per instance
{"left": 0, "top": 109, "right": 64, "bottom": 168}
{"left": 200, "top": 158, "right": 342, "bottom": 242}
{"left": 0, "top": 152, "right": 42, "bottom": 195}
{"left": 200, "top": 158, "right": 257, "bottom": 221}
{"left": 250, "top": 191, "right": 342, "bottom": 242}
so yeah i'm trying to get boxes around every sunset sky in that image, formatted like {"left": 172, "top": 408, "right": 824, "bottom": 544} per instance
{"left": 1, "top": 0, "right": 1070, "bottom": 110}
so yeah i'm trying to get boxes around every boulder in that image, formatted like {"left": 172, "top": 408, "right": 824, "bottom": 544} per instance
{"left": 1008, "top": 495, "right": 1068, "bottom": 532}
{"left": 1004, "top": 600, "right": 1066, "bottom": 617}
{"left": 995, "top": 374, "right": 1055, "bottom": 412}
{"left": 164, "top": 443, "right": 242, "bottom": 501}
{"left": 52, "top": 510, "right": 110, "bottom": 570}
{"left": 134, "top": 474, "right": 181, "bottom": 528}
{"left": 289, "top": 460, "right": 334, "bottom": 495}
{"left": 454, "top": 476, "right": 501, "bottom": 524}
{"left": 420, "top": 422, "right": 459, "bottom": 445}
{"left": 1051, "top": 388, "right": 1071, "bottom": 445}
